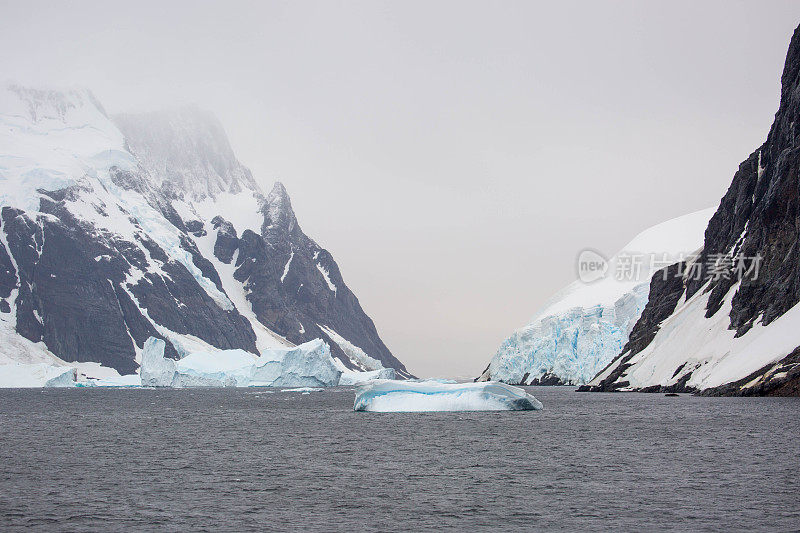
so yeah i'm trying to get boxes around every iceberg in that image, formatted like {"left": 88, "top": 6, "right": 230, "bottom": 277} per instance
{"left": 338, "top": 367, "right": 396, "bottom": 385}
{"left": 408, "top": 378, "right": 457, "bottom": 384}
{"left": 140, "top": 338, "right": 179, "bottom": 387}
{"left": 175, "top": 349, "right": 256, "bottom": 387}
{"left": 353, "top": 380, "right": 543, "bottom": 412}
{"left": 76, "top": 374, "right": 142, "bottom": 387}
{"left": 252, "top": 339, "right": 342, "bottom": 388}
{"left": 0, "top": 363, "right": 75, "bottom": 388}
{"left": 139, "top": 336, "right": 342, "bottom": 387}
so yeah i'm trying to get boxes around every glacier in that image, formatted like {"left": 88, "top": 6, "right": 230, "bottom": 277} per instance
{"left": 353, "top": 380, "right": 543, "bottom": 412}
{"left": 0, "top": 363, "right": 75, "bottom": 388}
{"left": 480, "top": 208, "right": 715, "bottom": 386}
{"left": 140, "top": 336, "right": 342, "bottom": 388}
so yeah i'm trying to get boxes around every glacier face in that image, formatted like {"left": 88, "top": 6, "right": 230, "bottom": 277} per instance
{"left": 486, "top": 284, "right": 649, "bottom": 385}
{"left": 353, "top": 380, "right": 543, "bottom": 412}
{"left": 480, "top": 208, "right": 714, "bottom": 386}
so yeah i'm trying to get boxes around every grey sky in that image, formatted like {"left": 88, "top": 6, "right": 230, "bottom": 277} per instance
{"left": 2, "top": 1, "right": 799, "bottom": 377}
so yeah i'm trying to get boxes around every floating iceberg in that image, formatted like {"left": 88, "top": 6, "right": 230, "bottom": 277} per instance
{"left": 140, "top": 338, "right": 179, "bottom": 387}
{"left": 140, "top": 336, "right": 343, "bottom": 387}
{"left": 338, "top": 367, "right": 396, "bottom": 385}
{"left": 0, "top": 363, "right": 75, "bottom": 388}
{"left": 175, "top": 348, "right": 256, "bottom": 387}
{"left": 353, "top": 380, "right": 543, "bottom": 412}
{"left": 252, "top": 339, "right": 342, "bottom": 387}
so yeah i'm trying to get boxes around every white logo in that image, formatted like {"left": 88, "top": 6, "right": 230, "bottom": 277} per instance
{"left": 577, "top": 249, "right": 608, "bottom": 283}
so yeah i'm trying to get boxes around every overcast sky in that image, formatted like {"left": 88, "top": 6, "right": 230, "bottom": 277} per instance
{"left": 2, "top": 1, "right": 799, "bottom": 377}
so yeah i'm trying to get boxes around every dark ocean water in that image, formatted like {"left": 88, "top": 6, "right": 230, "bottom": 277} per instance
{"left": 0, "top": 386, "right": 798, "bottom": 532}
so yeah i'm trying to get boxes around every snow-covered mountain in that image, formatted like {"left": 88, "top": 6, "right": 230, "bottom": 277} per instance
{"left": 477, "top": 208, "right": 712, "bottom": 385}
{"left": 584, "top": 24, "right": 800, "bottom": 395}
{"left": 0, "top": 84, "right": 410, "bottom": 384}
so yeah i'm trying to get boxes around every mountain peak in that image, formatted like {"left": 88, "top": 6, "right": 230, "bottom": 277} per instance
{"left": 269, "top": 181, "right": 289, "bottom": 199}
{"left": 780, "top": 24, "right": 800, "bottom": 104}
{"left": 114, "top": 107, "right": 258, "bottom": 201}
{"left": 263, "top": 181, "right": 297, "bottom": 236}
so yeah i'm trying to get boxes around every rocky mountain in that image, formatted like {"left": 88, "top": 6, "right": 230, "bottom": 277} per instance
{"left": 477, "top": 208, "right": 712, "bottom": 386}
{"left": 0, "top": 85, "right": 410, "bottom": 381}
{"left": 583, "top": 24, "right": 800, "bottom": 396}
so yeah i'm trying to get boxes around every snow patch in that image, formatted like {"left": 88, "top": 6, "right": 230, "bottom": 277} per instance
{"left": 316, "top": 262, "right": 337, "bottom": 294}
{"left": 319, "top": 324, "right": 383, "bottom": 371}
{"left": 0, "top": 363, "right": 75, "bottom": 388}
{"left": 281, "top": 249, "right": 294, "bottom": 283}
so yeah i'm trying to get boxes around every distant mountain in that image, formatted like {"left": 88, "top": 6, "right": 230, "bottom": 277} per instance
{"left": 584, "top": 24, "right": 800, "bottom": 395}
{"left": 0, "top": 86, "right": 410, "bottom": 380}
{"left": 477, "top": 208, "right": 711, "bottom": 386}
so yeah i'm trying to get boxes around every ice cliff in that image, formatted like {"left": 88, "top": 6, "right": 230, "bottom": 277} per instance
{"left": 479, "top": 208, "right": 713, "bottom": 385}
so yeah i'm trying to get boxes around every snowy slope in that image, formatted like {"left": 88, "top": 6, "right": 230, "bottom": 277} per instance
{"left": 0, "top": 83, "right": 410, "bottom": 382}
{"left": 479, "top": 208, "right": 713, "bottom": 385}
{"left": 587, "top": 25, "right": 800, "bottom": 395}
{"left": 590, "top": 280, "right": 800, "bottom": 391}
{"left": 0, "top": 85, "right": 137, "bottom": 212}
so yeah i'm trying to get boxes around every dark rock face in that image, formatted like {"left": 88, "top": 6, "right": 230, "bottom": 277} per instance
{"left": 585, "top": 25, "right": 800, "bottom": 395}
{"left": 227, "top": 183, "right": 410, "bottom": 375}
{"left": 0, "top": 193, "right": 258, "bottom": 373}
{"left": 688, "top": 24, "right": 800, "bottom": 334}
{"left": 212, "top": 216, "right": 239, "bottom": 264}
{"left": 528, "top": 373, "right": 566, "bottom": 386}
{"left": 3, "top": 205, "right": 141, "bottom": 373}
{"left": 128, "top": 264, "right": 257, "bottom": 354}
{"left": 0, "top": 217, "right": 19, "bottom": 314}
{"left": 701, "top": 346, "right": 800, "bottom": 397}
{"left": 184, "top": 219, "right": 206, "bottom": 237}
